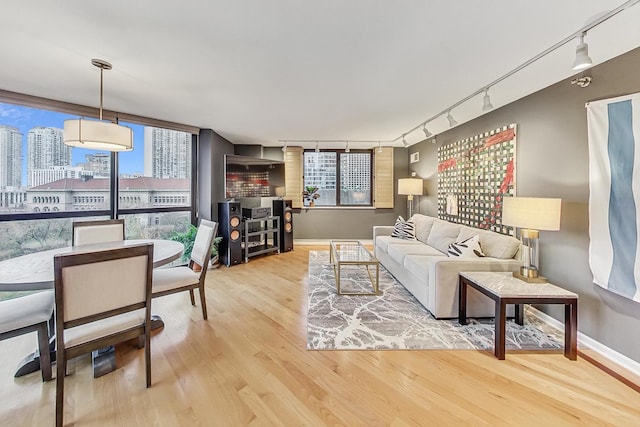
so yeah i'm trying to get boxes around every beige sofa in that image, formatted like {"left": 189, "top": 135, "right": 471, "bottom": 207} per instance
{"left": 373, "top": 214, "right": 521, "bottom": 318}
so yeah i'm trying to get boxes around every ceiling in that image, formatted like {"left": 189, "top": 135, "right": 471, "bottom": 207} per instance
{"left": 2, "top": 1, "right": 640, "bottom": 150}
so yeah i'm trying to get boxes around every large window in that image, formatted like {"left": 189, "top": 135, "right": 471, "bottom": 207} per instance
{"left": 0, "top": 100, "right": 196, "bottom": 258}
{"left": 303, "top": 150, "right": 372, "bottom": 206}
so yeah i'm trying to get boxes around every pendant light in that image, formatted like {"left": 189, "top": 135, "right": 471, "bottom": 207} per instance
{"left": 63, "top": 59, "right": 133, "bottom": 151}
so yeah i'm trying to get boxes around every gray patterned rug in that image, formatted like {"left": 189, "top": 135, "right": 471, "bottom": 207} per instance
{"left": 307, "top": 251, "right": 564, "bottom": 351}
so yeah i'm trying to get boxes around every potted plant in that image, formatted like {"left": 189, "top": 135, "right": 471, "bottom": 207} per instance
{"left": 170, "top": 225, "right": 222, "bottom": 267}
{"left": 302, "top": 186, "right": 320, "bottom": 207}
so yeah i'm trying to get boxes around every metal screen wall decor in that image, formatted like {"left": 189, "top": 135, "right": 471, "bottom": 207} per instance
{"left": 437, "top": 124, "right": 517, "bottom": 235}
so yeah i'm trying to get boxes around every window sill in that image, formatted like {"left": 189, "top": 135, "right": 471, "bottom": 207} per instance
{"left": 299, "top": 206, "right": 375, "bottom": 210}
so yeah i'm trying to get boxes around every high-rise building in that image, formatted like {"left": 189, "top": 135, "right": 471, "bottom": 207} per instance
{"left": 78, "top": 153, "right": 111, "bottom": 177}
{"left": 143, "top": 127, "right": 191, "bottom": 179}
{"left": 0, "top": 125, "right": 23, "bottom": 188}
{"left": 27, "top": 126, "right": 70, "bottom": 187}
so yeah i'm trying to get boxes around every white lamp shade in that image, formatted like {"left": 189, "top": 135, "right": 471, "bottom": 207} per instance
{"left": 398, "top": 178, "right": 423, "bottom": 196}
{"left": 64, "top": 118, "right": 133, "bottom": 151}
{"left": 502, "top": 197, "right": 561, "bottom": 231}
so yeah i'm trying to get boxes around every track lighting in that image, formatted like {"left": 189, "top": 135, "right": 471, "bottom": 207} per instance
{"left": 422, "top": 124, "right": 432, "bottom": 138}
{"left": 572, "top": 32, "right": 593, "bottom": 71}
{"left": 315, "top": 141, "right": 320, "bottom": 153}
{"left": 377, "top": 141, "right": 383, "bottom": 153}
{"left": 345, "top": 141, "right": 350, "bottom": 152}
{"left": 482, "top": 89, "right": 493, "bottom": 112}
{"left": 446, "top": 111, "right": 457, "bottom": 127}
{"left": 282, "top": 141, "right": 287, "bottom": 152}
{"left": 402, "top": 135, "right": 409, "bottom": 148}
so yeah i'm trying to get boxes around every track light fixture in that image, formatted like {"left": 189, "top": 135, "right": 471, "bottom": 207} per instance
{"left": 482, "top": 89, "right": 494, "bottom": 112}
{"left": 446, "top": 111, "right": 457, "bottom": 127}
{"left": 377, "top": 141, "right": 383, "bottom": 153}
{"left": 402, "top": 134, "right": 409, "bottom": 148}
{"left": 345, "top": 141, "right": 350, "bottom": 152}
{"left": 572, "top": 32, "right": 593, "bottom": 70}
{"left": 315, "top": 141, "right": 320, "bottom": 153}
{"left": 422, "top": 124, "right": 432, "bottom": 138}
{"left": 282, "top": 141, "right": 287, "bottom": 152}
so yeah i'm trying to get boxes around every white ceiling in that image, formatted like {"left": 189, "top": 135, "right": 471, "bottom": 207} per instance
{"left": 2, "top": 1, "right": 640, "bottom": 150}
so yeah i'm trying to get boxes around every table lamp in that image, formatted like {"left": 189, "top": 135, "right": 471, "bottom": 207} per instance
{"left": 398, "top": 178, "right": 423, "bottom": 218}
{"left": 274, "top": 186, "right": 286, "bottom": 199}
{"left": 501, "top": 197, "right": 561, "bottom": 282}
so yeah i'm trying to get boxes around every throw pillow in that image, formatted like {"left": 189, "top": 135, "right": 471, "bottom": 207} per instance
{"left": 447, "top": 235, "right": 485, "bottom": 258}
{"left": 390, "top": 216, "right": 416, "bottom": 240}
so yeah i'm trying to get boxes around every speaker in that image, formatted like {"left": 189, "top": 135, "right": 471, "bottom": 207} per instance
{"left": 272, "top": 199, "right": 293, "bottom": 253}
{"left": 218, "top": 201, "right": 243, "bottom": 266}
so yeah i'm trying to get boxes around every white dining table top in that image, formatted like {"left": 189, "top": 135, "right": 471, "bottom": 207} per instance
{"left": 0, "top": 239, "right": 184, "bottom": 292}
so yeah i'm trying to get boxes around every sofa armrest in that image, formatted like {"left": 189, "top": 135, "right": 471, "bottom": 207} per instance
{"left": 373, "top": 226, "right": 394, "bottom": 240}
{"left": 427, "top": 257, "right": 521, "bottom": 318}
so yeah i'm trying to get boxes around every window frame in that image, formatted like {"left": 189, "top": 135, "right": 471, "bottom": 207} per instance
{"left": 303, "top": 149, "right": 373, "bottom": 207}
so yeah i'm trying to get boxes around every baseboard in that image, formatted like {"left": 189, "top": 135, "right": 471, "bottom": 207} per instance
{"left": 528, "top": 306, "right": 640, "bottom": 378}
{"left": 294, "top": 239, "right": 374, "bottom": 246}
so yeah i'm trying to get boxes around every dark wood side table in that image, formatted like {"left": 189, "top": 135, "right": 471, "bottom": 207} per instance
{"left": 458, "top": 271, "right": 578, "bottom": 360}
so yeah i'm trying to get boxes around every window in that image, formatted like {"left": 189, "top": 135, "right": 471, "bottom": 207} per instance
{"left": 0, "top": 99, "right": 196, "bottom": 266}
{"left": 303, "top": 150, "right": 372, "bottom": 206}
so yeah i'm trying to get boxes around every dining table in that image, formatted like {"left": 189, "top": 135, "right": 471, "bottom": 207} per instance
{"left": 0, "top": 238, "right": 184, "bottom": 378}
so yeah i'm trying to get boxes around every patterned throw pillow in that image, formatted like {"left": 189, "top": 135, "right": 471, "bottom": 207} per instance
{"left": 447, "top": 235, "right": 485, "bottom": 258}
{"left": 390, "top": 216, "right": 416, "bottom": 240}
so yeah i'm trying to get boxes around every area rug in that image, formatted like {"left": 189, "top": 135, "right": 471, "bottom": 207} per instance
{"left": 307, "top": 251, "right": 565, "bottom": 351}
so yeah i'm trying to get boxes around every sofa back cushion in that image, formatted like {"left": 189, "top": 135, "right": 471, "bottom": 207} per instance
{"left": 411, "top": 214, "right": 436, "bottom": 244}
{"left": 426, "top": 221, "right": 461, "bottom": 253}
{"left": 457, "top": 226, "right": 520, "bottom": 259}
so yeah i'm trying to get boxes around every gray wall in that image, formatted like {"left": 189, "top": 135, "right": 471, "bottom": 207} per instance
{"left": 198, "top": 129, "right": 234, "bottom": 222}
{"left": 410, "top": 47, "right": 640, "bottom": 363}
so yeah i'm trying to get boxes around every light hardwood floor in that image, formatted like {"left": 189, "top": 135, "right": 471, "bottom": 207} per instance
{"left": 1, "top": 246, "right": 639, "bottom": 426}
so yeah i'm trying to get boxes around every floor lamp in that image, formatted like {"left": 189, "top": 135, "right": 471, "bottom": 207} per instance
{"left": 501, "top": 197, "right": 561, "bottom": 282}
{"left": 398, "top": 178, "right": 423, "bottom": 218}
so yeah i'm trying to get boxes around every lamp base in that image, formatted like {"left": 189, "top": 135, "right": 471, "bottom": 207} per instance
{"left": 512, "top": 272, "right": 548, "bottom": 283}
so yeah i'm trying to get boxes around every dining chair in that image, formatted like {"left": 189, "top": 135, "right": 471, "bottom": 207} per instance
{"left": 0, "top": 291, "right": 54, "bottom": 382}
{"left": 72, "top": 218, "right": 125, "bottom": 246}
{"left": 152, "top": 219, "right": 218, "bottom": 320}
{"left": 54, "top": 243, "right": 154, "bottom": 427}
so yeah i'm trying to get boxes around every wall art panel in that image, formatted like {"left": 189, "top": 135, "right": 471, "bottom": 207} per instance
{"left": 437, "top": 124, "right": 517, "bottom": 235}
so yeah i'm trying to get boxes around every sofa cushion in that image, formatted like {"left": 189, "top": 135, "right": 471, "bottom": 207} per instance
{"left": 387, "top": 243, "right": 445, "bottom": 265}
{"left": 447, "top": 235, "right": 485, "bottom": 258}
{"left": 411, "top": 214, "right": 436, "bottom": 244}
{"left": 390, "top": 216, "right": 416, "bottom": 240}
{"left": 426, "top": 221, "right": 461, "bottom": 253}
{"left": 375, "top": 235, "right": 422, "bottom": 254}
{"left": 456, "top": 226, "right": 520, "bottom": 260}
{"left": 403, "top": 255, "right": 431, "bottom": 281}
{"left": 479, "top": 232, "right": 520, "bottom": 259}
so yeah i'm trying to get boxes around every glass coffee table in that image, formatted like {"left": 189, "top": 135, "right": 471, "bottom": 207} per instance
{"left": 329, "top": 240, "right": 381, "bottom": 296}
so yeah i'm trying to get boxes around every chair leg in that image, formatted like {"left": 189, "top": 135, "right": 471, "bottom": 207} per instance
{"left": 137, "top": 334, "right": 145, "bottom": 349}
{"left": 189, "top": 289, "right": 195, "bottom": 306}
{"left": 56, "top": 349, "right": 65, "bottom": 427}
{"left": 199, "top": 284, "right": 208, "bottom": 320}
{"left": 36, "top": 323, "right": 52, "bottom": 381}
{"left": 145, "top": 325, "right": 151, "bottom": 388}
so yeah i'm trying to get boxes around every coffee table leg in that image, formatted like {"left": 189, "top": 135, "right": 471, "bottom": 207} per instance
{"left": 495, "top": 299, "right": 506, "bottom": 360}
{"left": 565, "top": 301, "right": 578, "bottom": 360}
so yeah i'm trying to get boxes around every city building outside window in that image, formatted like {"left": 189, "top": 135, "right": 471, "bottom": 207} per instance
{"left": 303, "top": 150, "right": 372, "bottom": 206}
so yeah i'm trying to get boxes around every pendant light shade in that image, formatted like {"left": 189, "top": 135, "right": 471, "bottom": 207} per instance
{"left": 64, "top": 118, "right": 133, "bottom": 151}
{"left": 64, "top": 59, "right": 132, "bottom": 151}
